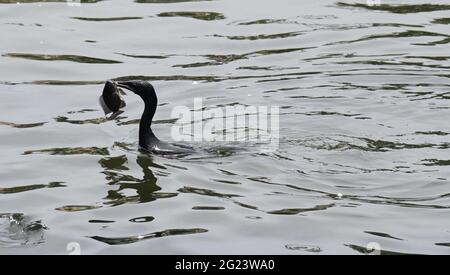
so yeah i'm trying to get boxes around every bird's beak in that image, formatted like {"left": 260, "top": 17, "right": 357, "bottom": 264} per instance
{"left": 116, "top": 81, "right": 135, "bottom": 93}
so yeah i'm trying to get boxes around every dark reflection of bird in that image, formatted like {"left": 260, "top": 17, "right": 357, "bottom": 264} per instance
{"left": 99, "top": 155, "right": 177, "bottom": 206}
{"left": 100, "top": 80, "right": 193, "bottom": 155}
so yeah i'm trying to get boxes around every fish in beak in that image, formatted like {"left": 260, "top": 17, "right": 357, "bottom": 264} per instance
{"left": 99, "top": 80, "right": 126, "bottom": 115}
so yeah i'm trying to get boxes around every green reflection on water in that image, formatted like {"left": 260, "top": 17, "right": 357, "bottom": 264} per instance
{"left": 158, "top": 11, "right": 225, "bottom": 21}
{"left": 337, "top": 2, "right": 450, "bottom": 14}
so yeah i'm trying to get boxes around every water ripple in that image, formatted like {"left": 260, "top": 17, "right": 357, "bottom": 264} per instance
{"left": 136, "top": 0, "right": 211, "bottom": 3}
{"left": 158, "top": 11, "right": 225, "bottom": 21}
{"left": 364, "top": 231, "right": 403, "bottom": 241}
{"left": 178, "top": 186, "right": 241, "bottom": 198}
{"left": 90, "top": 228, "right": 208, "bottom": 245}
{"left": 0, "top": 120, "right": 46, "bottom": 128}
{"left": 336, "top": 2, "right": 450, "bottom": 14}
{"left": 71, "top": 17, "right": 144, "bottom": 22}
{"left": 23, "top": 147, "right": 110, "bottom": 156}
{"left": 267, "top": 203, "right": 335, "bottom": 215}
{"left": 212, "top": 31, "right": 303, "bottom": 41}
{"left": 0, "top": 182, "right": 65, "bottom": 195}
{"left": 0, "top": 0, "right": 101, "bottom": 3}
{"left": 0, "top": 213, "right": 47, "bottom": 248}
{"left": 3, "top": 53, "right": 122, "bottom": 64}
{"left": 55, "top": 205, "right": 102, "bottom": 212}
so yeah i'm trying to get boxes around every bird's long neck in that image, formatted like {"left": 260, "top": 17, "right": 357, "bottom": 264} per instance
{"left": 139, "top": 93, "right": 158, "bottom": 148}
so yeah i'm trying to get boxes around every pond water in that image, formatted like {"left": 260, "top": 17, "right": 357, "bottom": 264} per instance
{"left": 1, "top": 0, "right": 450, "bottom": 254}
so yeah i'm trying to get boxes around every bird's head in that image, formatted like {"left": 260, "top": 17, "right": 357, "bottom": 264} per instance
{"left": 116, "top": 80, "right": 156, "bottom": 100}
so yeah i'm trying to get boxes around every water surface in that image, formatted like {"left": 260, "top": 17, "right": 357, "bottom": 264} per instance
{"left": 1, "top": 0, "right": 450, "bottom": 254}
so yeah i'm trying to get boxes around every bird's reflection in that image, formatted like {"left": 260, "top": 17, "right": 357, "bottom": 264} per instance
{"left": 99, "top": 155, "right": 177, "bottom": 206}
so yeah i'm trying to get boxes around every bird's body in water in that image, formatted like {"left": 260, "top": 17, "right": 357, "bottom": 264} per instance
{"left": 101, "top": 80, "right": 193, "bottom": 155}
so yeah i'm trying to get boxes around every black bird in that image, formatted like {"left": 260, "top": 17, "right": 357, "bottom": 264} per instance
{"left": 110, "top": 80, "right": 193, "bottom": 155}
